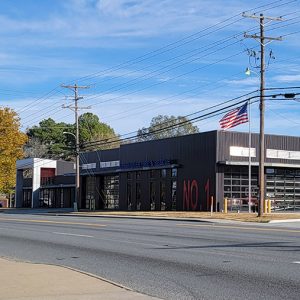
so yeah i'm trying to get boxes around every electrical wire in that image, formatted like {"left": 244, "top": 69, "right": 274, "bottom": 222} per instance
{"left": 82, "top": 92, "right": 261, "bottom": 149}
{"left": 18, "top": 0, "right": 296, "bottom": 122}
{"left": 82, "top": 91, "right": 299, "bottom": 149}
{"left": 18, "top": 1, "right": 300, "bottom": 130}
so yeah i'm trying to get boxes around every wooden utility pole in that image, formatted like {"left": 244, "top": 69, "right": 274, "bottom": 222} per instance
{"left": 243, "top": 13, "right": 282, "bottom": 216}
{"left": 61, "top": 84, "right": 90, "bottom": 211}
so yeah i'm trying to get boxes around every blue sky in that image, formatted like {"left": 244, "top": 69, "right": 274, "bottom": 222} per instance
{"left": 1, "top": 0, "right": 300, "bottom": 137}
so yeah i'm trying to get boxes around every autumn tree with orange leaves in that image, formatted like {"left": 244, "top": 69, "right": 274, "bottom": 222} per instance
{"left": 0, "top": 107, "right": 27, "bottom": 193}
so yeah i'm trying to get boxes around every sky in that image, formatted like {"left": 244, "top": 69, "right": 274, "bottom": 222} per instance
{"left": 0, "top": 0, "right": 300, "bottom": 138}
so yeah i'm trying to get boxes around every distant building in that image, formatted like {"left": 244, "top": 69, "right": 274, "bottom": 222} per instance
{"left": 0, "top": 194, "right": 9, "bottom": 208}
{"left": 15, "top": 131, "right": 300, "bottom": 212}
{"left": 15, "top": 158, "right": 75, "bottom": 208}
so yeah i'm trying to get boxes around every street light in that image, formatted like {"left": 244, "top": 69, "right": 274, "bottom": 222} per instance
{"left": 245, "top": 67, "right": 251, "bottom": 76}
{"left": 63, "top": 131, "right": 79, "bottom": 212}
{"left": 245, "top": 67, "right": 259, "bottom": 76}
{"left": 63, "top": 131, "right": 75, "bottom": 139}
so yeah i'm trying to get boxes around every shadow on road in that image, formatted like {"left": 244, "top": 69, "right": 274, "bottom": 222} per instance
{"left": 0, "top": 208, "right": 73, "bottom": 215}
{"left": 153, "top": 241, "right": 300, "bottom": 252}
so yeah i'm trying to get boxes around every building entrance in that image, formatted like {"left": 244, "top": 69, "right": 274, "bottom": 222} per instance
{"left": 224, "top": 166, "right": 258, "bottom": 212}
{"left": 104, "top": 175, "right": 119, "bottom": 209}
{"left": 266, "top": 168, "right": 300, "bottom": 211}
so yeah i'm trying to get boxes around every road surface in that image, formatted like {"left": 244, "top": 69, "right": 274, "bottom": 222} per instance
{"left": 0, "top": 213, "right": 299, "bottom": 299}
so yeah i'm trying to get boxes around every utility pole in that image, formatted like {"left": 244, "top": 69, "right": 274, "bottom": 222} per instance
{"left": 61, "top": 84, "right": 90, "bottom": 212}
{"left": 243, "top": 13, "right": 282, "bottom": 216}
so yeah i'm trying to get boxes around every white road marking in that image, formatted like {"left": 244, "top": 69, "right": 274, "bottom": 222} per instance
{"left": 52, "top": 232, "right": 94, "bottom": 238}
{"left": 292, "top": 261, "right": 300, "bottom": 264}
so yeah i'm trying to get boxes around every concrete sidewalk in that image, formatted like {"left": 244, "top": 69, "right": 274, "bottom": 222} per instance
{"left": 0, "top": 258, "right": 159, "bottom": 300}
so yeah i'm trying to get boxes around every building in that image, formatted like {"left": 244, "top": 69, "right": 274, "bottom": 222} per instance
{"left": 15, "top": 158, "right": 75, "bottom": 208}
{"left": 15, "top": 131, "right": 300, "bottom": 212}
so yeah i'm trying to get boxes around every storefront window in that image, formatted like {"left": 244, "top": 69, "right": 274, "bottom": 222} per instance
{"left": 23, "top": 190, "right": 32, "bottom": 208}
{"left": 171, "top": 168, "right": 177, "bottom": 177}
{"left": 150, "top": 182, "right": 155, "bottom": 210}
{"left": 150, "top": 170, "right": 155, "bottom": 179}
{"left": 224, "top": 166, "right": 300, "bottom": 212}
{"left": 160, "top": 182, "right": 166, "bottom": 210}
{"left": 136, "top": 183, "right": 141, "bottom": 210}
{"left": 171, "top": 180, "right": 177, "bottom": 210}
{"left": 85, "top": 177, "right": 96, "bottom": 210}
{"left": 104, "top": 175, "right": 119, "bottom": 209}
{"left": 127, "top": 183, "right": 132, "bottom": 210}
{"left": 224, "top": 166, "right": 258, "bottom": 212}
{"left": 160, "top": 169, "right": 167, "bottom": 178}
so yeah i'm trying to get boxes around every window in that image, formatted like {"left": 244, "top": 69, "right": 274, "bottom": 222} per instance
{"left": 150, "top": 182, "right": 155, "bottom": 210}
{"left": 225, "top": 167, "right": 300, "bottom": 212}
{"left": 136, "top": 171, "right": 141, "bottom": 180}
{"left": 224, "top": 166, "right": 258, "bottom": 212}
{"left": 160, "top": 169, "right": 167, "bottom": 178}
{"left": 171, "top": 180, "right": 177, "bottom": 210}
{"left": 23, "top": 190, "right": 32, "bottom": 208}
{"left": 160, "top": 182, "right": 166, "bottom": 211}
{"left": 266, "top": 169, "right": 300, "bottom": 211}
{"left": 136, "top": 183, "right": 141, "bottom": 210}
{"left": 127, "top": 172, "right": 132, "bottom": 180}
{"left": 171, "top": 168, "right": 177, "bottom": 177}
{"left": 23, "top": 169, "right": 33, "bottom": 179}
{"left": 150, "top": 170, "right": 155, "bottom": 179}
{"left": 127, "top": 183, "right": 132, "bottom": 210}
{"left": 85, "top": 177, "right": 96, "bottom": 210}
{"left": 40, "top": 168, "right": 55, "bottom": 186}
{"left": 104, "top": 175, "right": 119, "bottom": 209}
{"left": 39, "top": 188, "right": 56, "bottom": 208}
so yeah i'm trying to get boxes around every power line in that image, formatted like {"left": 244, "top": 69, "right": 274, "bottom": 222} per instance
{"left": 82, "top": 90, "right": 298, "bottom": 150}
{"left": 18, "top": 1, "right": 299, "bottom": 129}
{"left": 22, "top": 44, "right": 253, "bottom": 129}
{"left": 73, "top": 0, "right": 288, "bottom": 84}
{"left": 82, "top": 91, "right": 261, "bottom": 148}
{"left": 18, "top": 1, "right": 295, "bottom": 122}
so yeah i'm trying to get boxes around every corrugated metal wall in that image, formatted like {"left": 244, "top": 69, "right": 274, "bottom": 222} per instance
{"left": 217, "top": 130, "right": 300, "bottom": 164}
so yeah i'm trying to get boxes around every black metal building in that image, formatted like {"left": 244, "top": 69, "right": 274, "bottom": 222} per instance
{"left": 15, "top": 130, "right": 300, "bottom": 211}
{"left": 79, "top": 130, "right": 300, "bottom": 212}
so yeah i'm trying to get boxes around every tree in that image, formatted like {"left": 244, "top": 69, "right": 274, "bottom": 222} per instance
{"left": 137, "top": 115, "right": 199, "bottom": 142}
{"left": 79, "top": 113, "right": 120, "bottom": 150}
{"left": 26, "top": 118, "right": 74, "bottom": 160}
{"left": 26, "top": 113, "right": 120, "bottom": 159}
{"left": 23, "top": 137, "right": 48, "bottom": 158}
{"left": 0, "top": 107, "right": 27, "bottom": 193}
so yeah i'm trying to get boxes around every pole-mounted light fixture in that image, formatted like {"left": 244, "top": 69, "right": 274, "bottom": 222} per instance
{"left": 245, "top": 67, "right": 251, "bottom": 76}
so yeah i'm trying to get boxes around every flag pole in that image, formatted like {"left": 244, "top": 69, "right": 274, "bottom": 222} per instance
{"left": 248, "top": 100, "right": 252, "bottom": 213}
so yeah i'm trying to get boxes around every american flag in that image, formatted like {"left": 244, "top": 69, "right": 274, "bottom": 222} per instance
{"left": 219, "top": 102, "right": 249, "bottom": 130}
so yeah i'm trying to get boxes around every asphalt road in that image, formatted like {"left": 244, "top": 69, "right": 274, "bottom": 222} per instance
{"left": 0, "top": 213, "right": 299, "bottom": 300}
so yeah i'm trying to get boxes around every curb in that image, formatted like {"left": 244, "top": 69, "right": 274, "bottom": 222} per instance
{"left": 268, "top": 219, "right": 300, "bottom": 224}
{"left": 44, "top": 213, "right": 213, "bottom": 223}
{"left": 43, "top": 213, "right": 300, "bottom": 225}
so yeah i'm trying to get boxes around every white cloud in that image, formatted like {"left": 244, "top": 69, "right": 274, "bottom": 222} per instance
{"left": 224, "top": 77, "right": 259, "bottom": 86}
{"left": 0, "top": 0, "right": 299, "bottom": 137}
{"left": 273, "top": 74, "right": 300, "bottom": 83}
